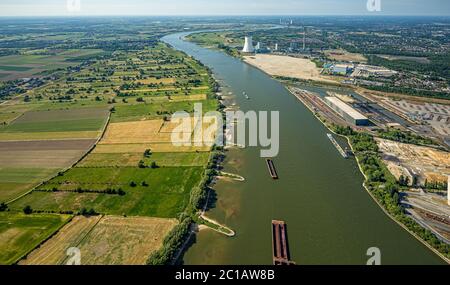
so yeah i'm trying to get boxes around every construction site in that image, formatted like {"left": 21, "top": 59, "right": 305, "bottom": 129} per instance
{"left": 377, "top": 138, "right": 450, "bottom": 243}
{"left": 377, "top": 138, "right": 450, "bottom": 185}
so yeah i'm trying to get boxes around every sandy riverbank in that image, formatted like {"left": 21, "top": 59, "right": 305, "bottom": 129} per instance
{"left": 243, "top": 54, "right": 336, "bottom": 84}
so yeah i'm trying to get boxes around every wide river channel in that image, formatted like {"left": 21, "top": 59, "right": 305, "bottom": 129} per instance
{"left": 162, "top": 32, "right": 444, "bottom": 265}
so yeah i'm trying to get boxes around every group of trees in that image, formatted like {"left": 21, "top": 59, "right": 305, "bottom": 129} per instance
{"left": 138, "top": 160, "right": 158, "bottom": 169}
{"left": 377, "top": 128, "right": 436, "bottom": 146}
{"left": 0, "top": 80, "right": 26, "bottom": 100}
{"left": 424, "top": 180, "right": 448, "bottom": 191}
{"left": 37, "top": 187, "right": 125, "bottom": 196}
{"left": 147, "top": 217, "right": 192, "bottom": 265}
{"left": 0, "top": 202, "right": 7, "bottom": 212}
{"left": 367, "top": 54, "right": 450, "bottom": 84}
{"left": 398, "top": 175, "right": 411, "bottom": 187}
{"left": 79, "top": 208, "right": 99, "bottom": 216}
{"left": 349, "top": 132, "right": 379, "bottom": 153}
{"left": 362, "top": 84, "right": 449, "bottom": 101}
{"left": 23, "top": 205, "right": 33, "bottom": 215}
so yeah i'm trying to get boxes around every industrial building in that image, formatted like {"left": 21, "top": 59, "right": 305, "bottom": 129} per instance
{"left": 324, "top": 96, "right": 370, "bottom": 126}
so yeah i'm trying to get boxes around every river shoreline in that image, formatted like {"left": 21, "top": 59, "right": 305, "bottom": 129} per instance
{"left": 164, "top": 31, "right": 446, "bottom": 265}
{"left": 284, "top": 86, "right": 450, "bottom": 264}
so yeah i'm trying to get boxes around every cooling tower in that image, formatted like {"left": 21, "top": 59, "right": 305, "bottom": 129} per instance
{"left": 242, "top": 36, "right": 255, "bottom": 53}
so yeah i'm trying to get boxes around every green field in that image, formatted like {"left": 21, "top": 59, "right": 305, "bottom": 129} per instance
{"left": 11, "top": 167, "right": 203, "bottom": 217}
{"left": 77, "top": 152, "right": 210, "bottom": 167}
{"left": 0, "top": 65, "right": 33, "bottom": 72}
{"left": 147, "top": 152, "right": 210, "bottom": 166}
{"left": 0, "top": 168, "right": 58, "bottom": 202}
{"left": 111, "top": 99, "right": 217, "bottom": 122}
{"left": 0, "top": 213, "right": 71, "bottom": 265}
{"left": 0, "top": 108, "right": 108, "bottom": 133}
{"left": 0, "top": 34, "right": 216, "bottom": 264}
{"left": 0, "top": 49, "right": 104, "bottom": 81}
{"left": 39, "top": 167, "right": 202, "bottom": 190}
{"left": 0, "top": 112, "right": 22, "bottom": 124}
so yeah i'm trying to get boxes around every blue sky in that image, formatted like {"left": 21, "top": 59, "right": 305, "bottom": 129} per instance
{"left": 1, "top": 0, "right": 449, "bottom": 16}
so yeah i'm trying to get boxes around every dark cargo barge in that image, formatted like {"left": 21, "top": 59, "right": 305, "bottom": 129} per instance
{"left": 272, "top": 220, "right": 295, "bottom": 265}
{"left": 266, "top": 159, "right": 279, "bottom": 179}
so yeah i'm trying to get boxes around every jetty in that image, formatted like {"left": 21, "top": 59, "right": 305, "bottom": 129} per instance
{"left": 272, "top": 220, "right": 295, "bottom": 265}
{"left": 327, "top": 133, "right": 349, "bottom": 158}
{"left": 266, "top": 159, "right": 279, "bottom": 179}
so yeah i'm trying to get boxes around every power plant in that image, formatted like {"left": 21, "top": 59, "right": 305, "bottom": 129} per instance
{"left": 242, "top": 36, "right": 255, "bottom": 53}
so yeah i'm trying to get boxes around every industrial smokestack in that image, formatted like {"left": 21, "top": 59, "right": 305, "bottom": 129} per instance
{"left": 303, "top": 27, "right": 306, "bottom": 50}
{"left": 242, "top": 36, "right": 255, "bottom": 53}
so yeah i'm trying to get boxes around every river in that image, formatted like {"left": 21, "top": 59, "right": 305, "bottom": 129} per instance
{"left": 162, "top": 32, "right": 444, "bottom": 265}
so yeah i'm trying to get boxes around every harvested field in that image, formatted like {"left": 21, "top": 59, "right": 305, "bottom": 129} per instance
{"left": 101, "top": 117, "right": 218, "bottom": 145}
{"left": 137, "top": 78, "right": 176, "bottom": 84}
{"left": 0, "top": 131, "right": 101, "bottom": 141}
{"left": 0, "top": 213, "right": 71, "bottom": 265}
{"left": 77, "top": 153, "right": 144, "bottom": 167}
{"left": 92, "top": 143, "right": 211, "bottom": 154}
{"left": 20, "top": 215, "right": 103, "bottom": 265}
{"left": 170, "top": 94, "right": 207, "bottom": 101}
{"left": 244, "top": 54, "right": 336, "bottom": 84}
{"left": 79, "top": 216, "right": 177, "bottom": 265}
{"left": 0, "top": 139, "right": 96, "bottom": 152}
{"left": 23, "top": 216, "right": 177, "bottom": 265}
{"left": 0, "top": 139, "right": 97, "bottom": 201}
{"left": 324, "top": 49, "right": 367, "bottom": 63}
{"left": 100, "top": 120, "right": 165, "bottom": 144}
{"left": 0, "top": 150, "right": 88, "bottom": 168}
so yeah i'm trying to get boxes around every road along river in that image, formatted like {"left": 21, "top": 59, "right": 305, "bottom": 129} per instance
{"left": 162, "top": 32, "right": 445, "bottom": 265}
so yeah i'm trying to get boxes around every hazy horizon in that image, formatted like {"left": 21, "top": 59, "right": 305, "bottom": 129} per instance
{"left": 1, "top": 0, "right": 449, "bottom": 17}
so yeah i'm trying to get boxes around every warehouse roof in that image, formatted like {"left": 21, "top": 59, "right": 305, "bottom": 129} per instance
{"left": 324, "top": 96, "right": 368, "bottom": 121}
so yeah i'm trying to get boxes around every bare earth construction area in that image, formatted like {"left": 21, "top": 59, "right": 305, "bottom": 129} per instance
{"left": 377, "top": 138, "right": 450, "bottom": 184}
{"left": 244, "top": 54, "right": 336, "bottom": 84}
